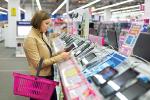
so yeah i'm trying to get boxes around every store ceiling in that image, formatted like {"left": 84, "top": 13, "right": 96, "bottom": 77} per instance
{"left": 0, "top": 0, "right": 144, "bottom": 15}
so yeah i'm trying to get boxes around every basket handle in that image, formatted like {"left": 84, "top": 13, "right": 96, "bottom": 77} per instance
{"left": 36, "top": 58, "right": 44, "bottom": 77}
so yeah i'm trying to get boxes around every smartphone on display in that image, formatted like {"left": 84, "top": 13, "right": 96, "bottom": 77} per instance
{"left": 65, "top": 44, "right": 75, "bottom": 52}
{"left": 77, "top": 40, "right": 85, "bottom": 47}
{"left": 80, "top": 53, "right": 96, "bottom": 66}
{"left": 66, "top": 39, "right": 76, "bottom": 46}
{"left": 74, "top": 43, "right": 91, "bottom": 57}
{"left": 79, "top": 47, "right": 94, "bottom": 58}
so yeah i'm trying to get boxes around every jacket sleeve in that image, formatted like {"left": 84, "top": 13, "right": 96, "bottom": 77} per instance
{"left": 49, "top": 33, "right": 59, "bottom": 39}
{"left": 24, "top": 37, "right": 64, "bottom": 69}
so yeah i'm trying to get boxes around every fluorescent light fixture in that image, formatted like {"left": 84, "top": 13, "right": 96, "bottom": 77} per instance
{"left": 111, "top": 4, "right": 140, "bottom": 12}
{"left": 79, "top": 0, "right": 101, "bottom": 9}
{"left": 63, "top": 0, "right": 101, "bottom": 15}
{"left": 19, "top": 7, "right": 26, "bottom": 12}
{"left": 36, "top": 0, "right": 42, "bottom": 10}
{"left": 0, "top": 11, "right": 7, "bottom": 15}
{"left": 93, "top": 0, "right": 134, "bottom": 12}
{"left": 92, "top": 11, "right": 104, "bottom": 15}
{"left": 2, "top": 0, "right": 26, "bottom": 12}
{"left": 52, "top": 0, "right": 66, "bottom": 15}
{"left": 121, "top": 9, "right": 140, "bottom": 13}
{"left": 0, "top": 7, "right": 8, "bottom": 11}
{"left": 112, "top": 8, "right": 142, "bottom": 14}
{"left": 92, "top": 3, "right": 140, "bottom": 15}
{"left": 0, "top": 7, "right": 26, "bottom": 12}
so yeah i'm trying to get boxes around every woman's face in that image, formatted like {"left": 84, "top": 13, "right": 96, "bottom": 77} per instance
{"left": 40, "top": 19, "right": 51, "bottom": 33}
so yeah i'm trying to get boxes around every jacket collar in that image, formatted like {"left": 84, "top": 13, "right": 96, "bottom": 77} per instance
{"left": 31, "top": 27, "right": 43, "bottom": 38}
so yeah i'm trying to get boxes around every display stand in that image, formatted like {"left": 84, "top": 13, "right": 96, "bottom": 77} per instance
{"left": 16, "top": 21, "right": 31, "bottom": 57}
{"left": 51, "top": 33, "right": 150, "bottom": 100}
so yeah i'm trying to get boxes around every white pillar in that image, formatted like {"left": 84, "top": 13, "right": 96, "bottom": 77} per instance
{"left": 104, "top": 8, "right": 111, "bottom": 21}
{"left": 25, "top": 4, "right": 33, "bottom": 21}
{"left": 6, "top": 0, "right": 20, "bottom": 47}
{"left": 82, "top": 8, "right": 90, "bottom": 38}
{"left": 144, "top": 0, "right": 150, "bottom": 19}
{"left": 66, "top": 0, "right": 69, "bottom": 34}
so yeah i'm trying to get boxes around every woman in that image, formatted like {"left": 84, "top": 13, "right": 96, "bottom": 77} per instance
{"left": 23, "top": 10, "right": 70, "bottom": 100}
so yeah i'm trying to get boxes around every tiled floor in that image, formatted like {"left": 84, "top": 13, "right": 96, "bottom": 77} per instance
{"left": 0, "top": 41, "right": 28, "bottom": 100}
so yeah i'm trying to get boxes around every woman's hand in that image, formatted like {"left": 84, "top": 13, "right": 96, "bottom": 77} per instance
{"left": 60, "top": 52, "right": 70, "bottom": 60}
{"left": 50, "top": 33, "right": 60, "bottom": 38}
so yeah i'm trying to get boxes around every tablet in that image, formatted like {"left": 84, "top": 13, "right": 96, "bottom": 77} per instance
{"left": 92, "top": 67, "right": 118, "bottom": 86}
{"left": 99, "top": 68, "right": 139, "bottom": 97}
{"left": 112, "top": 81, "right": 149, "bottom": 100}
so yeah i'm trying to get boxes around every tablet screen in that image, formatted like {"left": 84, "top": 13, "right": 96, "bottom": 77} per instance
{"left": 113, "top": 82, "right": 148, "bottom": 100}
{"left": 100, "top": 67, "right": 118, "bottom": 80}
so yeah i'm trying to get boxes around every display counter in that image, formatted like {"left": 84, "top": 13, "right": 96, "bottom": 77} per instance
{"left": 57, "top": 56, "right": 103, "bottom": 100}
{"left": 52, "top": 34, "right": 150, "bottom": 100}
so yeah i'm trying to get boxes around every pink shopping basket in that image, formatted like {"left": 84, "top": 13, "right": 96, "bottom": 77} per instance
{"left": 13, "top": 58, "right": 59, "bottom": 100}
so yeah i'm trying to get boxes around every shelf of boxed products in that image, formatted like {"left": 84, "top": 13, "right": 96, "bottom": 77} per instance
{"left": 57, "top": 55, "right": 103, "bottom": 100}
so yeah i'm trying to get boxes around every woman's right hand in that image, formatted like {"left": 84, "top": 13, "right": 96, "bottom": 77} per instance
{"left": 60, "top": 52, "right": 70, "bottom": 60}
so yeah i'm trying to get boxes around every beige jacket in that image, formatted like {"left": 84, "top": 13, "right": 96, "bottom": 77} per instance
{"left": 24, "top": 27, "right": 63, "bottom": 76}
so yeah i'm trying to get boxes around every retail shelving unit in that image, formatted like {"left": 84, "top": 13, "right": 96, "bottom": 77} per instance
{"left": 15, "top": 21, "right": 31, "bottom": 57}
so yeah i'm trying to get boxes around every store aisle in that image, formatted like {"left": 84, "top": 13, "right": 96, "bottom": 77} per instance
{"left": 0, "top": 41, "right": 28, "bottom": 100}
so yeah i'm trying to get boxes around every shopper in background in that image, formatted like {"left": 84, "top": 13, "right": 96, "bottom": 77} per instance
{"left": 23, "top": 10, "right": 70, "bottom": 100}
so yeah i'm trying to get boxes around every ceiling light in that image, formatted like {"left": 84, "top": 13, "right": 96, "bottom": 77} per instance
{"left": 63, "top": 0, "right": 101, "bottom": 15}
{"left": 93, "top": 0, "right": 134, "bottom": 12}
{"left": 115, "top": 9, "right": 140, "bottom": 13}
{"left": 94, "top": 8, "right": 140, "bottom": 15}
{"left": 0, "top": 7, "right": 8, "bottom": 11}
{"left": 91, "top": 7, "right": 95, "bottom": 11}
{"left": 93, "top": 4, "right": 140, "bottom": 15}
{"left": 52, "top": 0, "right": 66, "bottom": 15}
{"left": 0, "top": 11, "right": 7, "bottom": 15}
{"left": 36, "top": 0, "right": 42, "bottom": 10}
{"left": 111, "top": 4, "right": 141, "bottom": 12}
{"left": 92, "top": 11, "right": 104, "bottom": 15}
{"left": 3, "top": 0, "right": 26, "bottom": 13}
{"left": 19, "top": 7, "right": 26, "bottom": 13}
{"left": 79, "top": 0, "right": 101, "bottom": 9}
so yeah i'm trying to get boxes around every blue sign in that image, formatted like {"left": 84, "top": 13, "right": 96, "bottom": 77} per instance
{"left": 17, "top": 21, "right": 31, "bottom": 26}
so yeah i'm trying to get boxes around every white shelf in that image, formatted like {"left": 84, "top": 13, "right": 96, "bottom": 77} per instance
{"left": 16, "top": 36, "right": 26, "bottom": 39}
{"left": 16, "top": 52, "right": 26, "bottom": 57}
{"left": 16, "top": 54, "right": 26, "bottom": 57}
